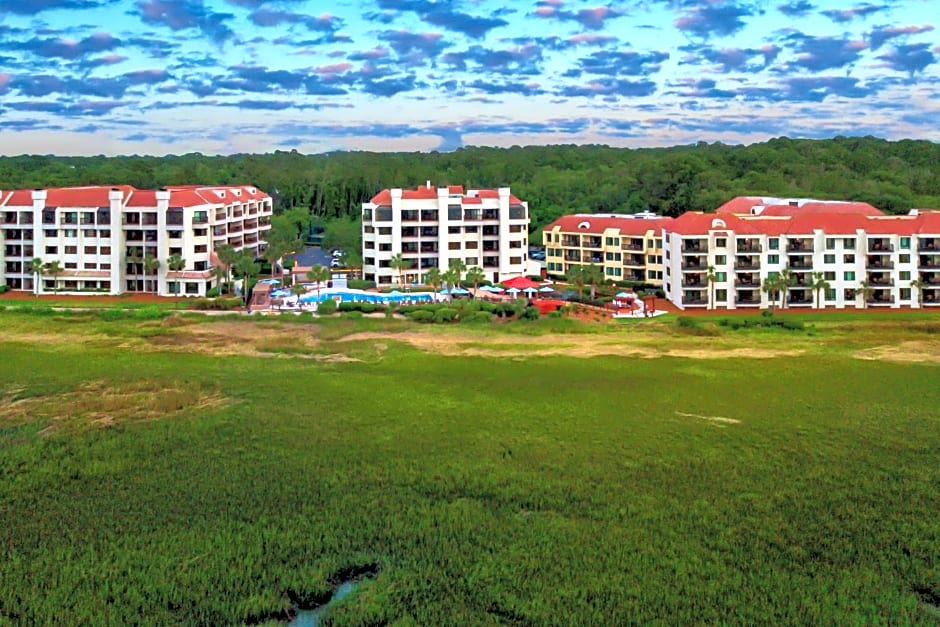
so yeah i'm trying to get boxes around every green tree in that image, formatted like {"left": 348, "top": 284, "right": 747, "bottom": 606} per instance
{"left": 761, "top": 273, "right": 783, "bottom": 311}
{"left": 566, "top": 265, "right": 586, "bottom": 301}
{"left": 447, "top": 258, "right": 467, "bottom": 285}
{"left": 811, "top": 271, "right": 831, "bottom": 309}
{"left": 167, "top": 253, "right": 185, "bottom": 296}
{"left": 42, "top": 260, "right": 63, "bottom": 294}
{"left": 143, "top": 256, "right": 160, "bottom": 292}
{"left": 306, "top": 265, "right": 332, "bottom": 303}
{"left": 706, "top": 265, "right": 718, "bottom": 310}
{"left": 215, "top": 244, "right": 239, "bottom": 293}
{"left": 322, "top": 218, "right": 362, "bottom": 266}
{"left": 233, "top": 254, "right": 260, "bottom": 306}
{"left": 389, "top": 253, "right": 411, "bottom": 287}
{"left": 442, "top": 268, "right": 460, "bottom": 295}
{"left": 584, "top": 263, "right": 605, "bottom": 300}
{"left": 465, "top": 266, "right": 485, "bottom": 292}
{"left": 125, "top": 247, "right": 143, "bottom": 291}
{"left": 910, "top": 276, "right": 926, "bottom": 308}
{"left": 262, "top": 239, "right": 288, "bottom": 283}
{"left": 423, "top": 266, "right": 442, "bottom": 292}
{"left": 29, "top": 257, "right": 44, "bottom": 297}
{"left": 778, "top": 267, "right": 796, "bottom": 309}
{"left": 857, "top": 279, "right": 874, "bottom": 308}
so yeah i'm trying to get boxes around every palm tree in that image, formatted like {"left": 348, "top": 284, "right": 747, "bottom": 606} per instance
{"left": 465, "top": 266, "right": 485, "bottom": 293}
{"left": 29, "top": 257, "right": 44, "bottom": 297}
{"left": 566, "top": 265, "right": 586, "bottom": 301}
{"left": 211, "top": 266, "right": 228, "bottom": 295}
{"left": 857, "top": 279, "right": 874, "bottom": 309}
{"left": 143, "top": 257, "right": 161, "bottom": 293}
{"left": 167, "top": 253, "right": 185, "bottom": 296}
{"left": 233, "top": 254, "right": 260, "bottom": 306}
{"left": 215, "top": 244, "right": 238, "bottom": 294}
{"left": 778, "top": 267, "right": 795, "bottom": 309}
{"left": 761, "top": 273, "right": 783, "bottom": 311}
{"left": 442, "top": 268, "right": 460, "bottom": 297}
{"left": 290, "top": 282, "right": 307, "bottom": 306}
{"left": 585, "top": 263, "right": 605, "bottom": 300}
{"left": 811, "top": 271, "right": 831, "bottom": 309}
{"left": 423, "top": 266, "right": 442, "bottom": 293}
{"left": 389, "top": 253, "right": 411, "bottom": 287}
{"left": 910, "top": 276, "right": 926, "bottom": 308}
{"left": 447, "top": 258, "right": 467, "bottom": 287}
{"left": 42, "top": 260, "right": 63, "bottom": 294}
{"left": 125, "top": 248, "right": 143, "bottom": 291}
{"left": 706, "top": 265, "right": 718, "bottom": 310}
{"left": 262, "top": 240, "right": 288, "bottom": 284}
{"left": 306, "top": 264, "right": 331, "bottom": 303}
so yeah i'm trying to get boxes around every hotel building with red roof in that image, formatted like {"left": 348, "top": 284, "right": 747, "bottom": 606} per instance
{"left": 541, "top": 213, "right": 674, "bottom": 286}
{"left": 0, "top": 184, "right": 272, "bottom": 296}
{"left": 361, "top": 182, "right": 529, "bottom": 285}
{"left": 662, "top": 197, "right": 940, "bottom": 309}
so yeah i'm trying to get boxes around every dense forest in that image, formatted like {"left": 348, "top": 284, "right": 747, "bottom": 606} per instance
{"left": 2, "top": 136, "right": 938, "bottom": 236}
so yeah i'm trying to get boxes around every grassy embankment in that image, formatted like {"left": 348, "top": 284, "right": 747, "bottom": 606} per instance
{"left": 0, "top": 310, "right": 938, "bottom": 625}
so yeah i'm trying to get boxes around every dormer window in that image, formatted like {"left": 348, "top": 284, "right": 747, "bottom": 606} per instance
{"left": 578, "top": 221, "right": 590, "bottom": 229}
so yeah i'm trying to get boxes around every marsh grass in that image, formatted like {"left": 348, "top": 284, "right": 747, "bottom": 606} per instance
{"left": 0, "top": 313, "right": 938, "bottom": 624}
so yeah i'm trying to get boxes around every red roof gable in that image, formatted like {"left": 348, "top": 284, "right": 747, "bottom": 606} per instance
{"left": 44, "top": 185, "right": 131, "bottom": 208}
{"left": 448, "top": 185, "right": 464, "bottom": 195}
{"left": 401, "top": 188, "right": 438, "bottom": 200}
{"left": 761, "top": 201, "right": 883, "bottom": 217}
{"left": 370, "top": 189, "right": 392, "bottom": 205}
{"left": 543, "top": 215, "right": 673, "bottom": 236}
{"left": 715, "top": 197, "right": 765, "bottom": 214}
{"left": 462, "top": 196, "right": 482, "bottom": 204}
{"left": 6, "top": 190, "right": 33, "bottom": 206}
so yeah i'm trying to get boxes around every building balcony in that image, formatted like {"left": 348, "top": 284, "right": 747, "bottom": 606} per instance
{"left": 919, "top": 258, "right": 940, "bottom": 269}
{"left": 681, "top": 242, "right": 706, "bottom": 253}
{"left": 681, "top": 280, "right": 705, "bottom": 288}
{"left": 867, "top": 279, "right": 894, "bottom": 287}
{"left": 867, "top": 241, "right": 893, "bottom": 253}
{"left": 918, "top": 238, "right": 939, "bottom": 251}
{"left": 786, "top": 240, "right": 814, "bottom": 252}
{"left": 866, "top": 296, "right": 895, "bottom": 306}
{"left": 681, "top": 262, "right": 706, "bottom": 271}
{"left": 788, "top": 260, "right": 813, "bottom": 270}
{"left": 683, "top": 297, "right": 707, "bottom": 306}
{"left": 621, "top": 241, "right": 644, "bottom": 252}
{"left": 734, "top": 259, "right": 760, "bottom": 270}
{"left": 736, "top": 240, "right": 761, "bottom": 253}
{"left": 735, "top": 295, "right": 761, "bottom": 306}
{"left": 734, "top": 278, "right": 761, "bottom": 288}
{"left": 866, "top": 260, "right": 894, "bottom": 270}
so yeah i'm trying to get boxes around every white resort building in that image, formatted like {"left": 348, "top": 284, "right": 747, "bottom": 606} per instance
{"left": 0, "top": 184, "right": 272, "bottom": 296}
{"left": 661, "top": 197, "right": 940, "bottom": 310}
{"left": 361, "top": 183, "right": 530, "bottom": 286}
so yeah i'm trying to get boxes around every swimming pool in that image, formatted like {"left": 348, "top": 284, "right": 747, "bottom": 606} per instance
{"left": 270, "top": 287, "right": 435, "bottom": 304}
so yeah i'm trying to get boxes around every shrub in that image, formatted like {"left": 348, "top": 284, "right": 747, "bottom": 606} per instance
{"left": 346, "top": 279, "right": 377, "bottom": 290}
{"left": 317, "top": 299, "right": 337, "bottom": 315}
{"left": 548, "top": 310, "right": 563, "bottom": 318}
{"left": 462, "top": 311, "right": 493, "bottom": 323}
{"left": 676, "top": 316, "right": 700, "bottom": 329}
{"left": 408, "top": 310, "right": 434, "bottom": 323}
{"left": 338, "top": 302, "right": 387, "bottom": 314}
{"left": 205, "top": 287, "right": 221, "bottom": 298}
{"left": 522, "top": 306, "right": 541, "bottom": 320}
{"left": 434, "top": 308, "right": 458, "bottom": 323}
{"left": 344, "top": 311, "right": 363, "bottom": 319}
{"left": 0, "top": 285, "right": 8, "bottom": 294}
{"left": 191, "top": 297, "right": 242, "bottom": 311}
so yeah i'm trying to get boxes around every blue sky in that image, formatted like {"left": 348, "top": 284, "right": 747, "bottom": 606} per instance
{"left": 0, "top": 0, "right": 937, "bottom": 155}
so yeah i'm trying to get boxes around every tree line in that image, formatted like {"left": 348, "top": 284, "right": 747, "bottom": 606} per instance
{"left": 2, "top": 136, "right": 938, "bottom": 238}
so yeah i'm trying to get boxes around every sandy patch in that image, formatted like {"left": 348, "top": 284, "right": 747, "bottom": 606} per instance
{"left": 853, "top": 341, "right": 940, "bottom": 364}
{"left": 338, "top": 331, "right": 802, "bottom": 360}
{"left": 675, "top": 411, "right": 741, "bottom": 425}
{"left": 0, "top": 380, "right": 229, "bottom": 432}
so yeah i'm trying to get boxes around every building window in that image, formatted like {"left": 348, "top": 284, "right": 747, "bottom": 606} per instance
{"left": 448, "top": 242, "right": 461, "bottom": 250}
{"left": 84, "top": 245, "right": 96, "bottom": 254}
{"left": 64, "top": 246, "right": 78, "bottom": 254}
{"left": 378, "top": 227, "right": 392, "bottom": 235}
{"left": 767, "top": 254, "right": 779, "bottom": 264}
{"left": 715, "top": 289, "right": 727, "bottom": 302}
{"left": 900, "top": 270, "right": 911, "bottom": 280}
{"left": 465, "top": 226, "right": 479, "bottom": 233}
{"left": 375, "top": 207, "right": 393, "bottom": 222}
{"left": 825, "top": 288, "right": 836, "bottom": 301}
{"left": 715, "top": 238, "right": 727, "bottom": 248}
{"left": 99, "top": 230, "right": 111, "bottom": 238}
{"left": 900, "top": 288, "right": 911, "bottom": 300}
{"left": 45, "top": 246, "right": 57, "bottom": 254}
{"left": 824, "top": 254, "right": 836, "bottom": 264}
{"left": 465, "top": 257, "right": 478, "bottom": 265}
{"left": 843, "top": 238, "right": 856, "bottom": 249}
{"left": 379, "top": 243, "right": 392, "bottom": 252}
{"left": 844, "top": 271, "right": 856, "bottom": 281}
{"left": 448, "top": 226, "right": 461, "bottom": 234}
{"left": 509, "top": 256, "right": 522, "bottom": 264}
{"left": 64, "top": 262, "right": 77, "bottom": 269}
{"left": 448, "top": 205, "right": 461, "bottom": 220}
{"left": 844, "top": 288, "right": 856, "bottom": 300}
{"left": 715, "top": 272, "right": 727, "bottom": 282}
{"left": 100, "top": 263, "right": 111, "bottom": 270}
{"left": 63, "top": 230, "right": 77, "bottom": 238}
{"left": 194, "top": 245, "right": 207, "bottom": 253}
{"left": 844, "top": 254, "right": 855, "bottom": 264}
{"left": 714, "top": 255, "right": 726, "bottom": 265}
{"left": 900, "top": 237, "right": 911, "bottom": 249}
{"left": 824, "top": 271, "right": 836, "bottom": 281}
{"left": 100, "top": 246, "right": 111, "bottom": 255}
{"left": 185, "top": 282, "right": 199, "bottom": 295}
{"left": 899, "top": 254, "right": 910, "bottom": 264}
{"left": 508, "top": 204, "right": 526, "bottom": 220}
{"left": 825, "top": 238, "right": 835, "bottom": 250}
{"left": 655, "top": 239, "right": 662, "bottom": 249}
{"left": 466, "top": 241, "right": 478, "bottom": 249}
{"left": 83, "top": 229, "right": 95, "bottom": 237}
{"left": 769, "top": 238, "right": 779, "bottom": 250}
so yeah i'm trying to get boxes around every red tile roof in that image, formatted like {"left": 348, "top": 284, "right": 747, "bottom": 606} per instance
{"left": 715, "top": 197, "right": 765, "bottom": 214}
{"left": 448, "top": 185, "right": 464, "bottom": 194}
{"left": 0, "top": 185, "right": 268, "bottom": 211}
{"left": 668, "top": 212, "right": 738, "bottom": 235}
{"left": 716, "top": 196, "right": 884, "bottom": 217}
{"left": 369, "top": 186, "right": 523, "bottom": 204}
{"left": 543, "top": 215, "right": 673, "bottom": 236}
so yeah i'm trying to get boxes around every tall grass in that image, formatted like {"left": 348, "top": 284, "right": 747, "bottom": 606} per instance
{"left": 0, "top": 316, "right": 938, "bottom": 624}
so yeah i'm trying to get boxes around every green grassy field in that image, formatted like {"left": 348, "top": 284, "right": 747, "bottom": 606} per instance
{"left": 0, "top": 311, "right": 938, "bottom": 625}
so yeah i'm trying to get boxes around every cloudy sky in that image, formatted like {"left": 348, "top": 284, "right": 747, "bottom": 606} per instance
{"left": 0, "top": 0, "right": 937, "bottom": 155}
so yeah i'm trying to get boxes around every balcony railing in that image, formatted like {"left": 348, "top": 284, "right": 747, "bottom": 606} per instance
{"left": 788, "top": 260, "right": 813, "bottom": 270}
{"left": 621, "top": 241, "right": 644, "bottom": 252}
{"left": 736, "top": 242, "right": 761, "bottom": 253}
{"left": 868, "top": 279, "right": 894, "bottom": 287}
{"left": 683, "top": 297, "right": 707, "bottom": 305}
{"left": 866, "top": 297, "right": 895, "bottom": 305}
{"left": 734, "top": 279, "right": 760, "bottom": 287}
{"left": 919, "top": 259, "right": 940, "bottom": 269}
{"left": 866, "top": 260, "right": 894, "bottom": 270}
{"left": 867, "top": 242, "right": 894, "bottom": 253}
{"left": 681, "top": 244, "right": 706, "bottom": 253}
{"left": 734, "top": 260, "right": 760, "bottom": 270}
{"left": 681, "top": 281, "right": 705, "bottom": 288}
{"left": 786, "top": 242, "right": 814, "bottom": 252}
